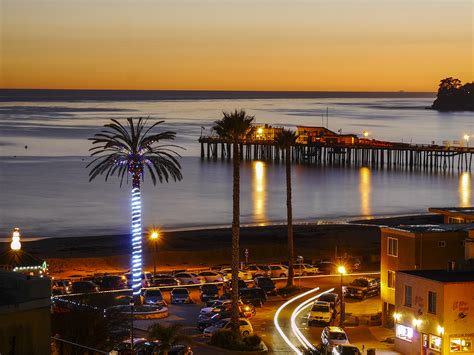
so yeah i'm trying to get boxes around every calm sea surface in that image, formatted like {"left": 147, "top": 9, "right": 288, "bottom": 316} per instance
{"left": 0, "top": 90, "right": 473, "bottom": 238}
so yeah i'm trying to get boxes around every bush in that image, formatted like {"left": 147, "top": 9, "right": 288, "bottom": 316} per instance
{"left": 242, "top": 334, "right": 262, "bottom": 350}
{"left": 210, "top": 329, "right": 242, "bottom": 350}
{"left": 210, "top": 330, "right": 263, "bottom": 351}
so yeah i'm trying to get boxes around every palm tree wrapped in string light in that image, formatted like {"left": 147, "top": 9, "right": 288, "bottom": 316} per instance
{"left": 87, "top": 117, "right": 183, "bottom": 301}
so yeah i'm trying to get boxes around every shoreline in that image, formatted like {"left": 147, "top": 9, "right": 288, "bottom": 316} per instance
{"left": 1, "top": 213, "right": 442, "bottom": 278}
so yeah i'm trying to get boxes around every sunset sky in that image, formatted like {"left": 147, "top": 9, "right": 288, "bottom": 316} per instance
{"left": 1, "top": 0, "right": 472, "bottom": 91}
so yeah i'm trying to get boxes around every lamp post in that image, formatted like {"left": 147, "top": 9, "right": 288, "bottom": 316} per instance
{"left": 464, "top": 134, "right": 470, "bottom": 148}
{"left": 362, "top": 130, "right": 369, "bottom": 139}
{"left": 130, "top": 299, "right": 135, "bottom": 353}
{"left": 338, "top": 265, "right": 346, "bottom": 326}
{"left": 150, "top": 231, "right": 159, "bottom": 275}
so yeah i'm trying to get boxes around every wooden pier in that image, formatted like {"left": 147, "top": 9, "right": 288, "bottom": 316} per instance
{"left": 199, "top": 137, "right": 474, "bottom": 171}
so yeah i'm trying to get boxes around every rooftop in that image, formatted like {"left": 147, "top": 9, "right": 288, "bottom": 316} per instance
{"left": 429, "top": 207, "right": 474, "bottom": 216}
{"left": 399, "top": 270, "right": 474, "bottom": 283}
{"left": 384, "top": 223, "right": 474, "bottom": 233}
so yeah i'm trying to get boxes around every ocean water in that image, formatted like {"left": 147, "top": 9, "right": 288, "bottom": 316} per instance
{"left": 0, "top": 90, "right": 472, "bottom": 239}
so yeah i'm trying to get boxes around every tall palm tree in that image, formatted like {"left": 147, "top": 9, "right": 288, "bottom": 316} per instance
{"left": 213, "top": 110, "right": 254, "bottom": 330}
{"left": 274, "top": 129, "right": 298, "bottom": 288}
{"left": 87, "top": 117, "right": 183, "bottom": 302}
{"left": 148, "top": 323, "right": 191, "bottom": 355}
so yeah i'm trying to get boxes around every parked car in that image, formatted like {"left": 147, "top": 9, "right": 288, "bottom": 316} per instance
{"left": 203, "top": 318, "right": 253, "bottom": 337}
{"left": 152, "top": 274, "right": 180, "bottom": 287}
{"left": 332, "top": 344, "right": 361, "bottom": 354}
{"left": 344, "top": 277, "right": 380, "bottom": 299}
{"left": 254, "top": 277, "right": 277, "bottom": 296}
{"left": 198, "top": 271, "right": 225, "bottom": 283}
{"left": 321, "top": 326, "right": 350, "bottom": 350}
{"left": 97, "top": 275, "right": 127, "bottom": 291}
{"left": 174, "top": 272, "right": 204, "bottom": 285}
{"left": 239, "top": 287, "right": 266, "bottom": 307}
{"left": 293, "top": 263, "right": 319, "bottom": 276}
{"left": 308, "top": 301, "right": 334, "bottom": 325}
{"left": 71, "top": 281, "right": 99, "bottom": 294}
{"left": 245, "top": 264, "right": 269, "bottom": 278}
{"left": 52, "top": 279, "right": 71, "bottom": 295}
{"left": 268, "top": 264, "right": 289, "bottom": 278}
{"left": 124, "top": 273, "right": 152, "bottom": 288}
{"left": 318, "top": 292, "right": 340, "bottom": 313}
{"left": 200, "top": 284, "right": 219, "bottom": 302}
{"left": 200, "top": 300, "right": 255, "bottom": 319}
{"left": 143, "top": 289, "right": 167, "bottom": 307}
{"left": 171, "top": 288, "right": 191, "bottom": 304}
{"left": 220, "top": 268, "right": 253, "bottom": 281}
{"left": 316, "top": 261, "right": 338, "bottom": 274}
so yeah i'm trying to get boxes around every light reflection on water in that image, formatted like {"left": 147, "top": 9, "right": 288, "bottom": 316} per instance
{"left": 359, "top": 167, "right": 371, "bottom": 216}
{"left": 253, "top": 161, "right": 267, "bottom": 225}
{"left": 459, "top": 172, "right": 471, "bottom": 207}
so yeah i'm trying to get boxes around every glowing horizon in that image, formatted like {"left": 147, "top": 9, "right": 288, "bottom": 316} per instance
{"left": 1, "top": 0, "right": 472, "bottom": 91}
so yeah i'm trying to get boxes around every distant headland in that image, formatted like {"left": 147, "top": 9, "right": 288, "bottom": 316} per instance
{"left": 431, "top": 77, "right": 474, "bottom": 111}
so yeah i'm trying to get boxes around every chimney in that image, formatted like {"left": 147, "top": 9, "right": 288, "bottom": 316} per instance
{"left": 447, "top": 260, "right": 456, "bottom": 272}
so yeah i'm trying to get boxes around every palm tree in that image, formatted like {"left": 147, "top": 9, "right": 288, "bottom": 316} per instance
{"left": 87, "top": 117, "right": 183, "bottom": 302}
{"left": 148, "top": 323, "right": 191, "bottom": 355}
{"left": 274, "top": 129, "right": 298, "bottom": 288}
{"left": 213, "top": 109, "right": 254, "bottom": 330}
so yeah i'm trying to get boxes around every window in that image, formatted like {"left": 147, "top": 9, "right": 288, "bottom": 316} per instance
{"left": 450, "top": 337, "right": 473, "bottom": 352}
{"left": 396, "top": 324, "right": 413, "bottom": 342}
{"left": 448, "top": 217, "right": 464, "bottom": 224}
{"left": 388, "top": 270, "right": 396, "bottom": 289}
{"left": 428, "top": 291, "right": 437, "bottom": 314}
{"left": 404, "top": 285, "right": 412, "bottom": 307}
{"left": 438, "top": 241, "right": 446, "bottom": 247}
{"left": 430, "top": 335, "right": 442, "bottom": 352}
{"left": 388, "top": 237, "right": 398, "bottom": 257}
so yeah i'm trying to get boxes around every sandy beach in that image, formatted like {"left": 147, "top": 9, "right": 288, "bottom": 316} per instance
{"left": 1, "top": 214, "right": 442, "bottom": 278}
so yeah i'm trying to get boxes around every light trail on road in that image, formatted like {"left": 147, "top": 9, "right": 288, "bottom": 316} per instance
{"left": 290, "top": 287, "right": 335, "bottom": 351}
{"left": 273, "top": 287, "right": 321, "bottom": 355}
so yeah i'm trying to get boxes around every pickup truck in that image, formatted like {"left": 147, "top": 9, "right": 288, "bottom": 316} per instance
{"left": 344, "top": 277, "right": 380, "bottom": 299}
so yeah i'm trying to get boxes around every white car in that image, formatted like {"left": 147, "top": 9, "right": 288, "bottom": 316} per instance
{"left": 293, "top": 263, "right": 319, "bottom": 276}
{"left": 268, "top": 265, "right": 289, "bottom": 278}
{"left": 308, "top": 301, "right": 333, "bottom": 325}
{"left": 174, "top": 272, "right": 204, "bottom": 285}
{"left": 321, "top": 326, "right": 350, "bottom": 350}
{"left": 200, "top": 300, "right": 231, "bottom": 316}
{"left": 198, "top": 271, "right": 225, "bottom": 283}
{"left": 203, "top": 318, "right": 253, "bottom": 337}
{"left": 220, "top": 268, "right": 253, "bottom": 281}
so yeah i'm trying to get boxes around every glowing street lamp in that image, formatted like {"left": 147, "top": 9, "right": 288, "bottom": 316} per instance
{"left": 464, "top": 134, "right": 470, "bottom": 147}
{"left": 256, "top": 127, "right": 264, "bottom": 139}
{"left": 150, "top": 230, "right": 160, "bottom": 275}
{"left": 338, "top": 265, "right": 346, "bottom": 325}
{"left": 362, "top": 130, "right": 369, "bottom": 138}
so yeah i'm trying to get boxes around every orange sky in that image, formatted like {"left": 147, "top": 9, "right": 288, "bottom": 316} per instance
{"left": 1, "top": 0, "right": 472, "bottom": 91}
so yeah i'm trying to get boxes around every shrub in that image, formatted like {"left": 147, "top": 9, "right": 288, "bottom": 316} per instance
{"left": 242, "top": 334, "right": 262, "bottom": 350}
{"left": 211, "top": 330, "right": 263, "bottom": 351}
{"left": 210, "top": 329, "right": 242, "bottom": 350}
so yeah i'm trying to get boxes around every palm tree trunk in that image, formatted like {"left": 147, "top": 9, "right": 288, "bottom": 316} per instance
{"left": 131, "top": 175, "right": 143, "bottom": 304}
{"left": 286, "top": 146, "right": 295, "bottom": 288}
{"left": 231, "top": 142, "right": 240, "bottom": 331}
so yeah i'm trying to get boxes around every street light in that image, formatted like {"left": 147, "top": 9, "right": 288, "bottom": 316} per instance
{"left": 338, "top": 265, "right": 346, "bottom": 326}
{"left": 150, "top": 230, "right": 159, "bottom": 275}
{"left": 464, "top": 134, "right": 470, "bottom": 147}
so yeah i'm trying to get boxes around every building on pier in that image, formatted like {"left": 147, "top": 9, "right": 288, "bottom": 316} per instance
{"left": 251, "top": 124, "right": 283, "bottom": 141}
{"left": 429, "top": 207, "right": 474, "bottom": 224}
{"left": 295, "top": 126, "right": 358, "bottom": 145}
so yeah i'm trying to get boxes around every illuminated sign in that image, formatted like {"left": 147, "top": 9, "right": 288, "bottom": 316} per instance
{"left": 396, "top": 324, "right": 414, "bottom": 342}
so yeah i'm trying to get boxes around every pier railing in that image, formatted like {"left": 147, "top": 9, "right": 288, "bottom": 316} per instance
{"left": 198, "top": 136, "right": 474, "bottom": 171}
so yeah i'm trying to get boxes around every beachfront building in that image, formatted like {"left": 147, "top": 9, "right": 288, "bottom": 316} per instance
{"left": 251, "top": 124, "right": 283, "bottom": 141}
{"left": 0, "top": 270, "right": 51, "bottom": 354}
{"left": 429, "top": 208, "right": 474, "bottom": 224}
{"left": 394, "top": 269, "right": 474, "bottom": 355}
{"left": 295, "top": 126, "right": 357, "bottom": 145}
{"left": 380, "top": 224, "right": 473, "bottom": 327}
